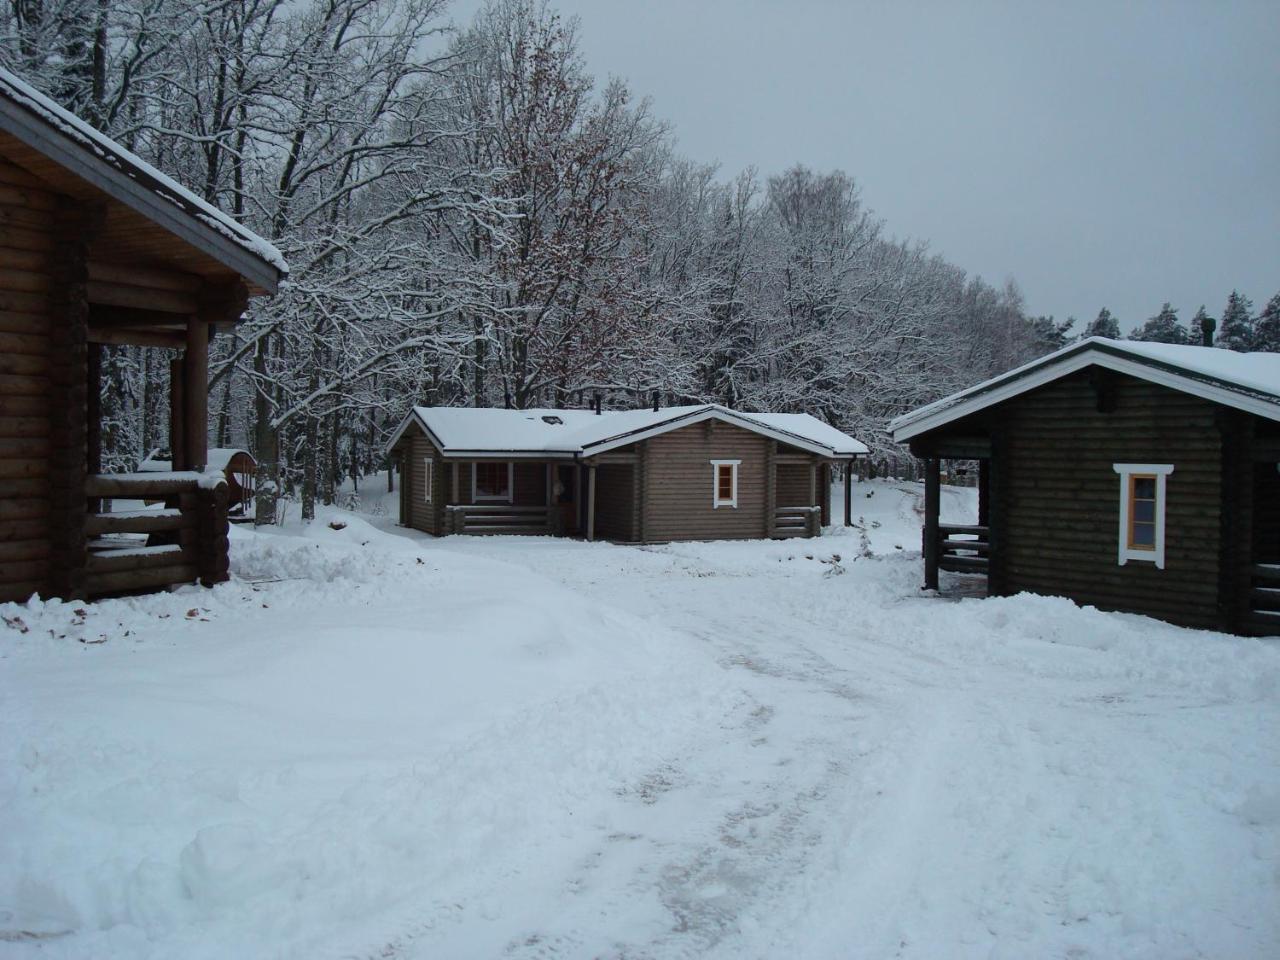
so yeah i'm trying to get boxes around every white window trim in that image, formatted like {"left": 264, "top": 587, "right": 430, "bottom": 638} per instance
{"left": 423, "top": 457, "right": 433, "bottom": 503}
{"left": 472, "top": 461, "right": 514, "bottom": 503}
{"left": 711, "top": 459, "right": 741, "bottom": 509}
{"left": 1113, "top": 463, "right": 1174, "bottom": 569}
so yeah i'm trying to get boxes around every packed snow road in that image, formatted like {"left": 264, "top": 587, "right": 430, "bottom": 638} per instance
{"left": 1, "top": 481, "right": 1278, "bottom": 959}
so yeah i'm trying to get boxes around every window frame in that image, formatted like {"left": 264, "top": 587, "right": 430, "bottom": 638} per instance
{"left": 423, "top": 457, "right": 433, "bottom": 503}
{"left": 710, "top": 459, "right": 741, "bottom": 509}
{"left": 1112, "top": 463, "right": 1174, "bottom": 568}
{"left": 472, "top": 461, "right": 514, "bottom": 503}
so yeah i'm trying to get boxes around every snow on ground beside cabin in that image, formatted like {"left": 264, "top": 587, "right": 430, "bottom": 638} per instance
{"left": 1, "top": 479, "right": 1278, "bottom": 959}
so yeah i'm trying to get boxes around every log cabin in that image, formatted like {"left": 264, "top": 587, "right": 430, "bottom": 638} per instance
{"left": 386, "top": 403, "right": 868, "bottom": 541}
{"left": 890, "top": 337, "right": 1280, "bottom": 636}
{"left": 0, "top": 68, "right": 285, "bottom": 602}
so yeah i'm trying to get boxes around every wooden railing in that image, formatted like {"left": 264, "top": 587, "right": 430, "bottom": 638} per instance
{"left": 936, "top": 523, "right": 990, "bottom": 575}
{"left": 444, "top": 504, "right": 550, "bottom": 535}
{"left": 1247, "top": 563, "right": 1280, "bottom": 635}
{"left": 85, "top": 472, "right": 229, "bottom": 596}
{"left": 773, "top": 505, "right": 822, "bottom": 538}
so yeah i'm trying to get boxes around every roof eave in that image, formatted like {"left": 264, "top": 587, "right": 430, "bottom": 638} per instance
{"left": 0, "top": 87, "right": 282, "bottom": 295}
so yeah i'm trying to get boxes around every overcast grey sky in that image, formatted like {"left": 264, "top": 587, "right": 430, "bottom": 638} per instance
{"left": 453, "top": 0, "right": 1279, "bottom": 332}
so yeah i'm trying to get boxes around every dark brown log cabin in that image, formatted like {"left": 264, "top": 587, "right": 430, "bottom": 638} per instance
{"left": 386, "top": 404, "right": 867, "bottom": 542}
{"left": 891, "top": 337, "right": 1280, "bottom": 636}
{"left": 0, "top": 69, "right": 285, "bottom": 602}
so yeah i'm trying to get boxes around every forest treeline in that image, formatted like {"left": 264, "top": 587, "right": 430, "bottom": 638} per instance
{"left": 2, "top": 0, "right": 1272, "bottom": 518}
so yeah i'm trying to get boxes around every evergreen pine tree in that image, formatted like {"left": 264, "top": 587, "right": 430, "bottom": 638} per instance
{"left": 1129, "top": 303, "right": 1187, "bottom": 344}
{"left": 1189, "top": 306, "right": 1214, "bottom": 346}
{"left": 1083, "top": 307, "right": 1120, "bottom": 339}
{"left": 1255, "top": 292, "right": 1280, "bottom": 353}
{"left": 1217, "top": 290, "right": 1255, "bottom": 351}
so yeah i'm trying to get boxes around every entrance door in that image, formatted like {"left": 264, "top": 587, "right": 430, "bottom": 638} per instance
{"left": 556, "top": 464, "right": 578, "bottom": 535}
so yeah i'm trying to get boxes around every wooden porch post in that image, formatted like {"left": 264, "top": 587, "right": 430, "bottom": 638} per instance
{"left": 169, "top": 357, "right": 186, "bottom": 471}
{"left": 844, "top": 459, "right": 853, "bottom": 526}
{"left": 184, "top": 316, "right": 208, "bottom": 471}
{"left": 586, "top": 464, "right": 597, "bottom": 542}
{"left": 765, "top": 440, "right": 777, "bottom": 538}
{"left": 978, "top": 458, "right": 990, "bottom": 527}
{"left": 923, "top": 457, "right": 940, "bottom": 590}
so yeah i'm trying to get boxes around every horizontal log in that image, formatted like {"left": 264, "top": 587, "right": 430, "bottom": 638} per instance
{"left": 0, "top": 330, "right": 47, "bottom": 356}
{"left": 1253, "top": 564, "right": 1280, "bottom": 583}
{"left": 449, "top": 504, "right": 547, "bottom": 514}
{"left": 0, "top": 415, "right": 48, "bottom": 438}
{"left": 0, "top": 579, "right": 46, "bottom": 602}
{"left": 0, "top": 288, "right": 48, "bottom": 314}
{"left": 0, "top": 224, "right": 53, "bottom": 251}
{"left": 0, "top": 518, "right": 47, "bottom": 542}
{"left": 86, "top": 510, "right": 190, "bottom": 535}
{"left": 0, "top": 352, "right": 48, "bottom": 377}
{"left": 0, "top": 538, "right": 51, "bottom": 562}
{"left": 939, "top": 524, "right": 989, "bottom": 536}
{"left": 0, "top": 436, "right": 50, "bottom": 458}
{"left": 86, "top": 280, "right": 197, "bottom": 315}
{"left": 939, "top": 556, "right": 989, "bottom": 573}
{"left": 0, "top": 202, "right": 51, "bottom": 230}
{"left": 0, "top": 395, "right": 48, "bottom": 419}
{"left": 0, "top": 309, "right": 47, "bottom": 335}
{"left": 0, "top": 159, "right": 52, "bottom": 189}
{"left": 86, "top": 473, "right": 201, "bottom": 497}
{"left": 87, "top": 260, "right": 204, "bottom": 294}
{"left": 86, "top": 562, "right": 199, "bottom": 596}
{"left": 0, "top": 493, "right": 48, "bottom": 517}
{"left": 0, "top": 247, "right": 50, "bottom": 273}
{"left": 0, "top": 266, "right": 50, "bottom": 294}
{"left": 942, "top": 538, "right": 989, "bottom": 553}
{"left": 463, "top": 525, "right": 550, "bottom": 534}
{"left": 87, "top": 325, "right": 186, "bottom": 349}
{"left": 0, "top": 183, "right": 55, "bottom": 210}
{"left": 0, "top": 458, "right": 48, "bottom": 480}
{"left": 87, "top": 544, "right": 190, "bottom": 574}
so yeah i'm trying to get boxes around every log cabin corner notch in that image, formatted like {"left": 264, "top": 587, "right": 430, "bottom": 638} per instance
{"left": 385, "top": 404, "right": 868, "bottom": 542}
{"left": 0, "top": 68, "right": 287, "bottom": 602}
{"left": 891, "top": 337, "right": 1280, "bottom": 636}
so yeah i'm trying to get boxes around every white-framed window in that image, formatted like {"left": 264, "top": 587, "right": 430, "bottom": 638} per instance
{"left": 1112, "top": 463, "right": 1174, "bottom": 569}
{"left": 423, "top": 458, "right": 433, "bottom": 503}
{"left": 472, "top": 461, "right": 514, "bottom": 502}
{"left": 711, "top": 459, "right": 741, "bottom": 508}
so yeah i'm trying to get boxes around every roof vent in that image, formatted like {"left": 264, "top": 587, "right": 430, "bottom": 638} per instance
{"left": 541, "top": 415, "right": 563, "bottom": 425}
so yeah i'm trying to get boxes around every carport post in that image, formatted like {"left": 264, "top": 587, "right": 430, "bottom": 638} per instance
{"left": 923, "top": 457, "right": 940, "bottom": 590}
{"left": 586, "top": 464, "right": 597, "bottom": 541}
{"left": 844, "top": 459, "right": 853, "bottom": 527}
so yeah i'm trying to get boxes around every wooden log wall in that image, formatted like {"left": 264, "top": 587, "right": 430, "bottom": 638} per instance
{"left": 990, "top": 370, "right": 1233, "bottom": 630}
{"left": 642, "top": 420, "right": 769, "bottom": 542}
{"left": 0, "top": 158, "right": 64, "bottom": 600}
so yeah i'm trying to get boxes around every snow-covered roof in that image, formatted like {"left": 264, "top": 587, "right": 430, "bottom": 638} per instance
{"left": 891, "top": 337, "right": 1280, "bottom": 442}
{"left": 0, "top": 67, "right": 286, "bottom": 291}
{"left": 387, "top": 404, "right": 868, "bottom": 459}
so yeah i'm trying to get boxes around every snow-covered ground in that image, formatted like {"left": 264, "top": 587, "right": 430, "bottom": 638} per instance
{"left": 2, "top": 479, "right": 1278, "bottom": 959}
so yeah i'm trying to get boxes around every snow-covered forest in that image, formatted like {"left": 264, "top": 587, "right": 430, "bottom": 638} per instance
{"left": 4, "top": 0, "right": 1276, "bottom": 519}
{"left": 1, "top": 0, "right": 1074, "bottom": 516}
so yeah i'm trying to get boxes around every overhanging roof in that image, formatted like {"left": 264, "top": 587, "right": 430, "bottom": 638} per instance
{"left": 385, "top": 404, "right": 869, "bottom": 459}
{"left": 890, "top": 337, "right": 1280, "bottom": 443}
{"left": 0, "top": 67, "right": 286, "bottom": 294}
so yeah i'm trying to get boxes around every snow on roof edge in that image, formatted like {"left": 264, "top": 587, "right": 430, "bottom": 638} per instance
{"left": 0, "top": 67, "right": 287, "bottom": 277}
{"left": 889, "top": 337, "right": 1280, "bottom": 439}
